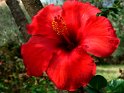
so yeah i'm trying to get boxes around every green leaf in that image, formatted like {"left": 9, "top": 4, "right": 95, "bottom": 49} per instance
{"left": 89, "top": 75, "right": 107, "bottom": 90}
{"left": 106, "top": 79, "right": 124, "bottom": 93}
{"left": 84, "top": 86, "right": 98, "bottom": 93}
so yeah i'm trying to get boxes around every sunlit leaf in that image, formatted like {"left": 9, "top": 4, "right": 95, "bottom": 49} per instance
{"left": 106, "top": 79, "right": 124, "bottom": 93}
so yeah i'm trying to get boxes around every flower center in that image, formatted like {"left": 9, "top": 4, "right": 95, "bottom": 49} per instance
{"left": 52, "top": 15, "right": 67, "bottom": 35}
{"left": 52, "top": 15, "right": 79, "bottom": 52}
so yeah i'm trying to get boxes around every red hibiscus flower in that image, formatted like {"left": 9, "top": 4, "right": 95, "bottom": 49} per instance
{"left": 21, "top": 1, "right": 120, "bottom": 91}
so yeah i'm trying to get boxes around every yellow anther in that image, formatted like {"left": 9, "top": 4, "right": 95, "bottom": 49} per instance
{"left": 52, "top": 15, "right": 67, "bottom": 35}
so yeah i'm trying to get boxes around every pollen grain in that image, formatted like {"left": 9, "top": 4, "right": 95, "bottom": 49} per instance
{"left": 52, "top": 15, "right": 67, "bottom": 35}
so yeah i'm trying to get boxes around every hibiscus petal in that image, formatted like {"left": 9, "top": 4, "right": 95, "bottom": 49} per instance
{"left": 21, "top": 36, "right": 58, "bottom": 76}
{"left": 27, "top": 4, "right": 61, "bottom": 37}
{"left": 81, "top": 16, "right": 120, "bottom": 57}
{"left": 47, "top": 48, "right": 95, "bottom": 91}
{"left": 62, "top": 1, "right": 100, "bottom": 31}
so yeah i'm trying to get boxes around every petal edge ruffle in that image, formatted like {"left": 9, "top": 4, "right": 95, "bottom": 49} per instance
{"left": 21, "top": 36, "right": 57, "bottom": 76}
{"left": 81, "top": 16, "right": 120, "bottom": 57}
{"left": 47, "top": 48, "right": 95, "bottom": 91}
{"left": 27, "top": 4, "right": 61, "bottom": 37}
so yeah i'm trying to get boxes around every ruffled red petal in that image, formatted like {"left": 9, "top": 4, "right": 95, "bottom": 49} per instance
{"left": 27, "top": 4, "right": 61, "bottom": 37}
{"left": 81, "top": 16, "right": 120, "bottom": 57}
{"left": 21, "top": 36, "right": 58, "bottom": 76}
{"left": 62, "top": 1, "right": 100, "bottom": 32}
{"left": 47, "top": 48, "right": 95, "bottom": 91}
{"left": 62, "top": 1, "right": 101, "bottom": 41}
